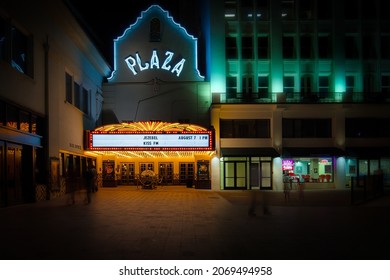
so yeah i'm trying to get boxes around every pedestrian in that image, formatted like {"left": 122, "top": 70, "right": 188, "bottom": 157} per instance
{"left": 248, "top": 190, "right": 271, "bottom": 216}
{"left": 67, "top": 169, "right": 77, "bottom": 205}
{"left": 85, "top": 165, "right": 95, "bottom": 204}
{"left": 283, "top": 175, "right": 291, "bottom": 202}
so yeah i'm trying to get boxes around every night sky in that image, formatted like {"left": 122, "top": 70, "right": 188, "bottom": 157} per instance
{"left": 67, "top": 0, "right": 203, "bottom": 67}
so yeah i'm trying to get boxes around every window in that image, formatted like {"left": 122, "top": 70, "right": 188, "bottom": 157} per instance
{"left": 65, "top": 72, "right": 91, "bottom": 115}
{"left": 220, "top": 119, "right": 270, "bottom": 138}
{"left": 74, "top": 81, "right": 81, "bottom": 109}
{"left": 381, "top": 75, "right": 390, "bottom": 93}
{"left": 258, "top": 76, "right": 269, "bottom": 96}
{"left": 300, "top": 35, "right": 313, "bottom": 59}
{"left": 317, "top": 0, "right": 332, "bottom": 20}
{"left": 363, "top": 73, "right": 376, "bottom": 92}
{"left": 381, "top": 35, "right": 390, "bottom": 59}
{"left": 299, "top": 0, "right": 314, "bottom": 20}
{"left": 346, "top": 75, "right": 355, "bottom": 93}
{"left": 82, "top": 87, "right": 89, "bottom": 115}
{"left": 0, "top": 17, "right": 33, "bottom": 77}
{"left": 283, "top": 36, "right": 295, "bottom": 58}
{"left": 344, "top": 0, "right": 358, "bottom": 20}
{"left": 257, "top": 36, "right": 269, "bottom": 58}
{"left": 150, "top": 18, "right": 161, "bottom": 42}
{"left": 281, "top": 0, "right": 296, "bottom": 20}
{"left": 241, "top": 36, "right": 253, "bottom": 59}
{"left": 362, "top": 0, "right": 377, "bottom": 20}
{"left": 65, "top": 73, "right": 73, "bottom": 103}
{"left": 318, "top": 76, "right": 330, "bottom": 97}
{"left": 318, "top": 35, "right": 332, "bottom": 59}
{"left": 225, "top": 0, "right": 237, "bottom": 19}
{"left": 363, "top": 34, "right": 377, "bottom": 59}
{"left": 283, "top": 76, "right": 295, "bottom": 97}
{"left": 346, "top": 118, "right": 390, "bottom": 138}
{"left": 226, "top": 76, "right": 237, "bottom": 95}
{"left": 242, "top": 76, "right": 253, "bottom": 94}
{"left": 283, "top": 119, "right": 332, "bottom": 138}
{"left": 300, "top": 75, "right": 313, "bottom": 93}
{"left": 226, "top": 37, "right": 237, "bottom": 59}
{"left": 345, "top": 35, "right": 359, "bottom": 59}
{"left": 256, "top": 0, "right": 269, "bottom": 21}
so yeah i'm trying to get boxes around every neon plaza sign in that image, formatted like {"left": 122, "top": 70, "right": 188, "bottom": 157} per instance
{"left": 125, "top": 50, "right": 185, "bottom": 77}
{"left": 88, "top": 131, "right": 213, "bottom": 151}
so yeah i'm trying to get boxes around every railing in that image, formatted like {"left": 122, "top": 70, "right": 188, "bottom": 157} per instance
{"left": 217, "top": 92, "right": 390, "bottom": 104}
{"left": 350, "top": 174, "right": 384, "bottom": 205}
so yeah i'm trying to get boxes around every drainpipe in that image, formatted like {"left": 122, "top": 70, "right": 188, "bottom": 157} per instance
{"left": 43, "top": 35, "right": 50, "bottom": 200}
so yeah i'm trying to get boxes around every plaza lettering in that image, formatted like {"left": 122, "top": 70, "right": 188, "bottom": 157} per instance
{"left": 125, "top": 50, "right": 186, "bottom": 77}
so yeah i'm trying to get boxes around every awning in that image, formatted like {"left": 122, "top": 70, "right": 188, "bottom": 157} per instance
{"left": 282, "top": 147, "right": 345, "bottom": 157}
{"left": 220, "top": 148, "right": 280, "bottom": 157}
{"left": 345, "top": 147, "right": 390, "bottom": 158}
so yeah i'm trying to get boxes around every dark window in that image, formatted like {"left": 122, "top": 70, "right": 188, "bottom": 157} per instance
{"left": 317, "top": 0, "right": 332, "bottom": 20}
{"left": 150, "top": 18, "right": 161, "bottom": 42}
{"left": 363, "top": 34, "right": 377, "bottom": 59}
{"left": 65, "top": 73, "right": 73, "bottom": 104}
{"left": 256, "top": 0, "right": 269, "bottom": 21}
{"left": 283, "top": 119, "right": 332, "bottom": 138}
{"left": 281, "top": 0, "right": 296, "bottom": 20}
{"left": 82, "top": 87, "right": 89, "bottom": 115}
{"left": 344, "top": 0, "right": 358, "bottom": 20}
{"left": 0, "top": 17, "right": 6, "bottom": 61}
{"left": 226, "top": 76, "right": 237, "bottom": 95}
{"left": 241, "top": 36, "right": 253, "bottom": 59}
{"left": 258, "top": 76, "right": 269, "bottom": 95}
{"left": 283, "top": 76, "right": 294, "bottom": 97}
{"left": 0, "top": 17, "right": 33, "bottom": 77}
{"left": 318, "top": 35, "right": 332, "bottom": 59}
{"left": 226, "top": 37, "right": 237, "bottom": 59}
{"left": 381, "top": 36, "right": 390, "bottom": 59}
{"left": 346, "top": 118, "right": 390, "bottom": 137}
{"left": 300, "top": 35, "right": 313, "bottom": 59}
{"left": 242, "top": 76, "right": 253, "bottom": 93}
{"left": 5, "top": 104, "right": 18, "bottom": 129}
{"left": 220, "top": 119, "right": 270, "bottom": 138}
{"left": 300, "top": 75, "right": 313, "bottom": 93}
{"left": 283, "top": 36, "right": 295, "bottom": 58}
{"left": 346, "top": 76, "right": 355, "bottom": 93}
{"left": 74, "top": 81, "right": 81, "bottom": 109}
{"left": 299, "top": 0, "right": 314, "bottom": 20}
{"left": 257, "top": 36, "right": 269, "bottom": 58}
{"left": 345, "top": 35, "right": 359, "bottom": 59}
{"left": 362, "top": 0, "right": 377, "bottom": 20}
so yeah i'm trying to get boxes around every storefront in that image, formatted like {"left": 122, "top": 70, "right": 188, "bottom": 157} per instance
{"left": 84, "top": 121, "right": 215, "bottom": 189}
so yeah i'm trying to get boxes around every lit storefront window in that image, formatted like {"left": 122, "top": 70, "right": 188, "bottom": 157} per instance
{"left": 282, "top": 157, "right": 333, "bottom": 183}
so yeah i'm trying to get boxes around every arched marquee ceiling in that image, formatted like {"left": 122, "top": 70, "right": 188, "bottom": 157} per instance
{"left": 94, "top": 121, "right": 208, "bottom": 132}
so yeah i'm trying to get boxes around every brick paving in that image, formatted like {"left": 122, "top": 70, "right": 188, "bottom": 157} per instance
{"left": 0, "top": 186, "right": 389, "bottom": 260}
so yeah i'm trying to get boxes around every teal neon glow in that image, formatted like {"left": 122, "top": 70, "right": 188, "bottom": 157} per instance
{"left": 108, "top": 5, "right": 204, "bottom": 81}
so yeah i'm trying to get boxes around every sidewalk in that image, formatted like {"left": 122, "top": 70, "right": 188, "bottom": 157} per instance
{"left": 0, "top": 186, "right": 389, "bottom": 260}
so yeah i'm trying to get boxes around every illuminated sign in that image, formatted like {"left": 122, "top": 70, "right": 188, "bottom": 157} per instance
{"left": 88, "top": 131, "right": 213, "bottom": 151}
{"left": 282, "top": 159, "right": 294, "bottom": 171}
{"left": 125, "top": 50, "right": 185, "bottom": 77}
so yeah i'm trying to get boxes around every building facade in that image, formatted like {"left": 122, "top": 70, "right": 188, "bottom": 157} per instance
{"left": 2, "top": 0, "right": 390, "bottom": 207}
{"left": 0, "top": 0, "right": 110, "bottom": 206}
{"left": 209, "top": 0, "right": 390, "bottom": 191}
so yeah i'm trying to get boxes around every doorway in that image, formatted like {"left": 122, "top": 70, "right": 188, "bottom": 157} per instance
{"left": 159, "top": 162, "right": 173, "bottom": 184}
{"left": 120, "top": 162, "right": 135, "bottom": 185}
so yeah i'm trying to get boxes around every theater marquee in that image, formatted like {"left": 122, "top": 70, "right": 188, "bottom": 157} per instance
{"left": 87, "top": 131, "right": 213, "bottom": 151}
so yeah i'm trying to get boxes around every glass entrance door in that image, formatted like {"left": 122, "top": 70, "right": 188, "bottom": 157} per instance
{"left": 179, "top": 163, "right": 194, "bottom": 184}
{"left": 224, "top": 161, "right": 246, "bottom": 189}
{"left": 6, "top": 144, "right": 23, "bottom": 205}
{"left": 120, "top": 163, "right": 135, "bottom": 185}
{"left": 159, "top": 163, "right": 173, "bottom": 184}
{"left": 250, "top": 160, "right": 272, "bottom": 190}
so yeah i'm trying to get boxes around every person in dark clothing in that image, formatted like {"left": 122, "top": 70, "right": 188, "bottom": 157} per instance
{"left": 85, "top": 166, "right": 96, "bottom": 204}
